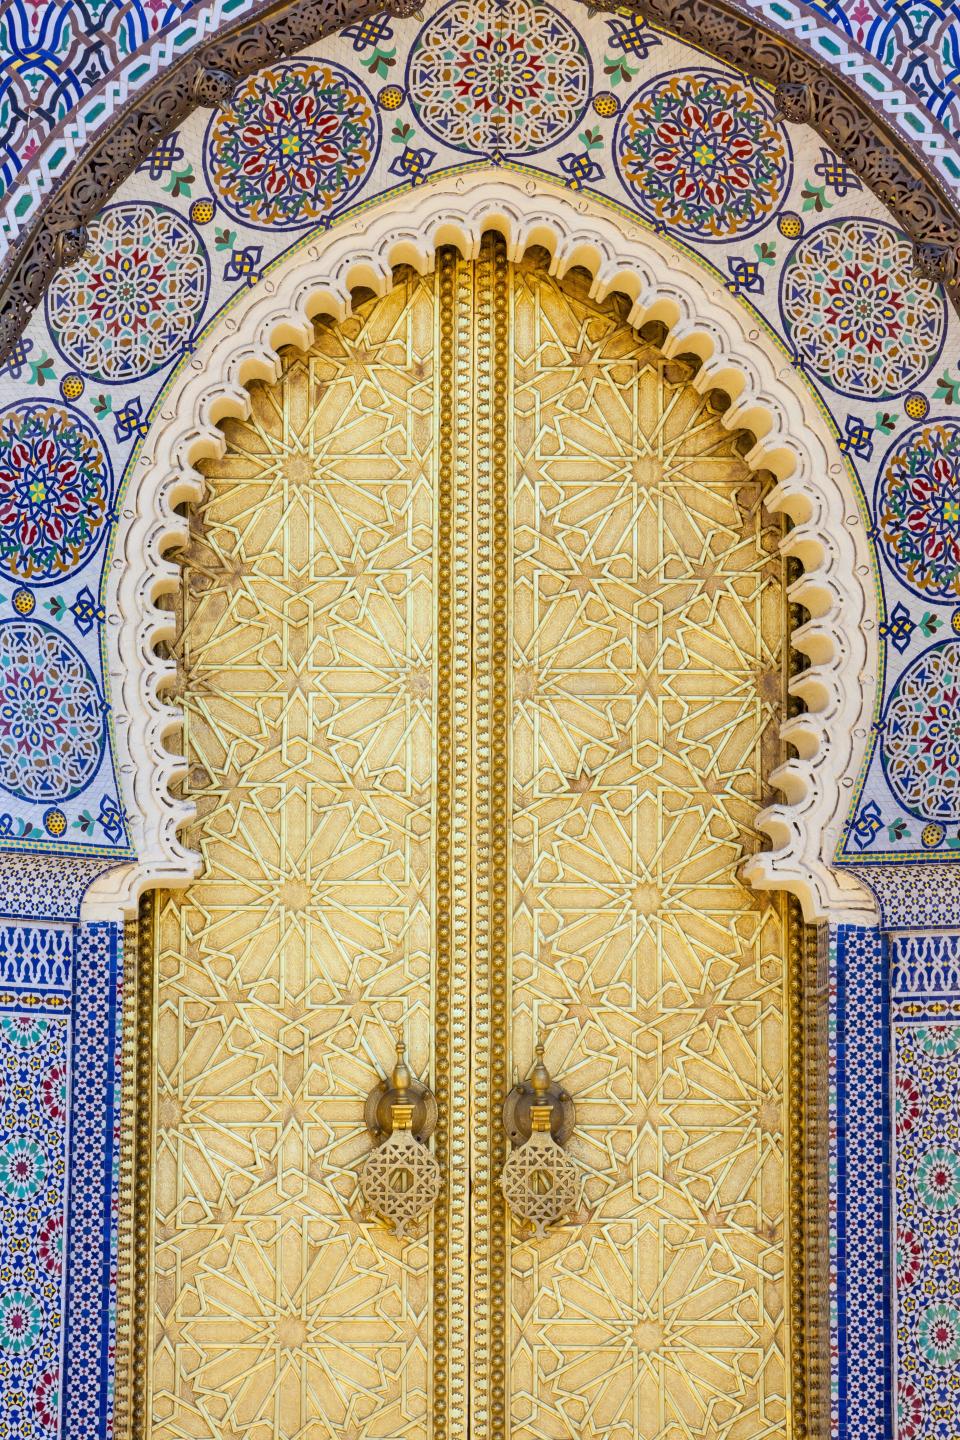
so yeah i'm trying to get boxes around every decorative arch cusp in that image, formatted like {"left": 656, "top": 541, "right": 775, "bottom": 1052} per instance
{"left": 81, "top": 175, "right": 879, "bottom": 926}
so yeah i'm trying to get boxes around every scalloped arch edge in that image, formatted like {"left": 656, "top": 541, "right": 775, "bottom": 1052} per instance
{"left": 77, "top": 174, "right": 878, "bottom": 926}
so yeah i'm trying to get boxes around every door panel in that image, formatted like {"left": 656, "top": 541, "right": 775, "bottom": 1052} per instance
{"left": 507, "top": 258, "right": 791, "bottom": 1438}
{"left": 128, "top": 237, "right": 803, "bottom": 1440}
{"left": 148, "top": 273, "right": 443, "bottom": 1440}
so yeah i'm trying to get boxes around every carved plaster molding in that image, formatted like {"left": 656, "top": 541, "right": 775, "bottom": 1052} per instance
{"left": 80, "top": 174, "right": 878, "bottom": 924}
{"left": 1, "top": 0, "right": 960, "bottom": 359}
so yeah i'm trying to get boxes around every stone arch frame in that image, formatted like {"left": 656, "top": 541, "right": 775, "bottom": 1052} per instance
{"left": 80, "top": 172, "right": 879, "bottom": 927}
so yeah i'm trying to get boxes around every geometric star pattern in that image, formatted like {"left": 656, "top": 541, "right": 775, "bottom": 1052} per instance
{"left": 507, "top": 260, "right": 790, "bottom": 1439}
{"left": 148, "top": 252, "right": 795, "bottom": 1440}
{"left": 153, "top": 276, "right": 439, "bottom": 1439}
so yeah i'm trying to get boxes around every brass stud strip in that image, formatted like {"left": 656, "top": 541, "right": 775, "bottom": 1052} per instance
{"left": 470, "top": 232, "right": 512, "bottom": 1440}
{"left": 787, "top": 557, "right": 820, "bottom": 1440}
{"left": 434, "top": 248, "right": 456, "bottom": 1440}
{"left": 488, "top": 235, "right": 511, "bottom": 1440}
{"left": 449, "top": 249, "right": 474, "bottom": 1438}
{"left": 127, "top": 890, "right": 155, "bottom": 1440}
{"left": 787, "top": 895, "right": 808, "bottom": 1440}
{"left": 469, "top": 234, "right": 491, "bottom": 1440}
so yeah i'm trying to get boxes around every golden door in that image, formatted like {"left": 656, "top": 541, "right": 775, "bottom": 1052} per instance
{"left": 119, "top": 238, "right": 813, "bottom": 1440}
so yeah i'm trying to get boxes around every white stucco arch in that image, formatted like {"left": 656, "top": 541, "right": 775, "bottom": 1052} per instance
{"left": 82, "top": 173, "right": 879, "bottom": 925}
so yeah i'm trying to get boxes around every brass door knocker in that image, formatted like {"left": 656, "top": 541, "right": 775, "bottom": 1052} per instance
{"left": 501, "top": 1034, "right": 581, "bottom": 1237}
{"left": 358, "top": 1031, "right": 441, "bottom": 1238}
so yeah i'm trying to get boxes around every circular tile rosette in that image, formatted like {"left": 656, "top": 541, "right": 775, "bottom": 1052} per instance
{"left": 0, "top": 401, "right": 112, "bottom": 586}
{"left": 916, "top": 1145, "right": 960, "bottom": 1213}
{"left": 779, "top": 219, "right": 946, "bottom": 399}
{"left": 0, "top": 1289, "right": 43, "bottom": 1356}
{"left": 882, "top": 640, "right": 960, "bottom": 822}
{"left": 406, "top": 0, "right": 591, "bottom": 157}
{"left": 877, "top": 419, "right": 960, "bottom": 602}
{"left": 0, "top": 621, "right": 105, "bottom": 803}
{"left": 204, "top": 59, "right": 379, "bottom": 230}
{"left": 0, "top": 1136, "right": 47, "bottom": 1201}
{"left": 613, "top": 70, "right": 791, "bottom": 242}
{"left": 45, "top": 202, "right": 208, "bottom": 384}
{"left": 917, "top": 1302, "right": 960, "bottom": 1368}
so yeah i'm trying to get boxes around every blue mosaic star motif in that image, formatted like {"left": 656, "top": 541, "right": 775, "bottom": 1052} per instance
{"left": 388, "top": 146, "right": 436, "bottom": 185}
{"left": 879, "top": 600, "right": 916, "bottom": 655}
{"left": 848, "top": 799, "right": 884, "bottom": 850}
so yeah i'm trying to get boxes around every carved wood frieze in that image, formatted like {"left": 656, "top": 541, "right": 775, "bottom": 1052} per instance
{"left": 0, "top": 0, "right": 959, "bottom": 359}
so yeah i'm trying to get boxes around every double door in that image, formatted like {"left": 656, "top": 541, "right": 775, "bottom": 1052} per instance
{"left": 127, "top": 237, "right": 802, "bottom": 1440}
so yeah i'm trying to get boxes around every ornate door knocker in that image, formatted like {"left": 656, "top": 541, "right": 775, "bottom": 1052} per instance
{"left": 358, "top": 1031, "right": 441, "bottom": 1238}
{"left": 501, "top": 1034, "right": 581, "bottom": 1238}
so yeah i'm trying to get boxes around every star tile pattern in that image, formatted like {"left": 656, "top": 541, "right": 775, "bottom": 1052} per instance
{"left": 507, "top": 261, "right": 791, "bottom": 1439}
{"left": 893, "top": 936, "right": 960, "bottom": 1440}
{"left": 151, "top": 277, "right": 440, "bottom": 1440}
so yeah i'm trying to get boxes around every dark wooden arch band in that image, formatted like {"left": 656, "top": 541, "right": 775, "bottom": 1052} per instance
{"left": 2, "top": 0, "right": 959, "bottom": 360}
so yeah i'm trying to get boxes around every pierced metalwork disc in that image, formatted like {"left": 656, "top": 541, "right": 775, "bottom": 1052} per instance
{"left": 359, "top": 1128, "right": 442, "bottom": 1238}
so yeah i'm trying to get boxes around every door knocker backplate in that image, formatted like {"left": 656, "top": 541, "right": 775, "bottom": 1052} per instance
{"left": 358, "top": 1032, "right": 441, "bottom": 1239}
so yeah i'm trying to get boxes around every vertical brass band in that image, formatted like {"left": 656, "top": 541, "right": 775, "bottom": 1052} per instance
{"left": 806, "top": 920, "right": 830, "bottom": 1440}
{"left": 433, "top": 249, "right": 457, "bottom": 1440}
{"left": 470, "top": 237, "right": 494, "bottom": 1439}
{"left": 787, "top": 558, "right": 819, "bottom": 1440}
{"left": 787, "top": 897, "right": 808, "bottom": 1440}
{"left": 488, "top": 234, "right": 510, "bottom": 1440}
{"left": 124, "top": 890, "right": 155, "bottom": 1440}
{"left": 469, "top": 232, "right": 511, "bottom": 1439}
{"left": 449, "top": 251, "right": 474, "bottom": 1438}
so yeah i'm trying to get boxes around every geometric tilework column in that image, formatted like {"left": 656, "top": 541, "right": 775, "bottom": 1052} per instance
{"left": 828, "top": 922, "right": 891, "bottom": 1440}
{"left": 61, "top": 920, "right": 123, "bottom": 1440}
{"left": 0, "top": 923, "right": 73, "bottom": 1440}
{"left": 891, "top": 933, "right": 960, "bottom": 1440}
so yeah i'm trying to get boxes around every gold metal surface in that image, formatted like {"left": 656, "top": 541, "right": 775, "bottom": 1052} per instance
{"left": 150, "top": 270, "right": 443, "bottom": 1439}
{"left": 130, "top": 242, "right": 808, "bottom": 1440}
{"left": 505, "top": 256, "right": 792, "bottom": 1438}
